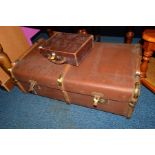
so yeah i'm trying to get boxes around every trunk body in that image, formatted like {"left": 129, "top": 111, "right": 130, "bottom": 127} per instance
{"left": 13, "top": 41, "right": 141, "bottom": 117}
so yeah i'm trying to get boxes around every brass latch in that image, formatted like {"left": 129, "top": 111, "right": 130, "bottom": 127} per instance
{"left": 93, "top": 95, "right": 108, "bottom": 107}
{"left": 47, "top": 52, "right": 66, "bottom": 65}
{"left": 48, "top": 52, "right": 56, "bottom": 60}
{"left": 51, "top": 56, "right": 66, "bottom": 64}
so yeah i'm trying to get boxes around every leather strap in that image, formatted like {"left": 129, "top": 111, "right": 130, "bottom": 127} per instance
{"left": 62, "top": 90, "right": 71, "bottom": 103}
{"left": 58, "top": 64, "right": 71, "bottom": 104}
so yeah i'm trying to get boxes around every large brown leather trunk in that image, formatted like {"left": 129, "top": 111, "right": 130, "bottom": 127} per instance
{"left": 12, "top": 40, "right": 141, "bottom": 118}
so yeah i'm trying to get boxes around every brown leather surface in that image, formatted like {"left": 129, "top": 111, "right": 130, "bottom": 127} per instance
{"left": 21, "top": 82, "right": 66, "bottom": 101}
{"left": 21, "top": 81, "right": 130, "bottom": 116}
{"left": 13, "top": 41, "right": 141, "bottom": 117}
{"left": 64, "top": 43, "right": 141, "bottom": 102}
{"left": 67, "top": 91, "right": 129, "bottom": 116}
{"left": 13, "top": 44, "right": 68, "bottom": 89}
{"left": 39, "top": 32, "right": 93, "bottom": 66}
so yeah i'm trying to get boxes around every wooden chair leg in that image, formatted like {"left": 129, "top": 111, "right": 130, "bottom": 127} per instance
{"left": 125, "top": 31, "right": 134, "bottom": 44}
{"left": 78, "top": 29, "right": 88, "bottom": 35}
{"left": 140, "top": 42, "right": 154, "bottom": 78}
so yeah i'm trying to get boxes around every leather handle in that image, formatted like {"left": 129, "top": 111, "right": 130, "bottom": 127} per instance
{"left": 39, "top": 46, "right": 67, "bottom": 65}
{"left": 48, "top": 55, "right": 67, "bottom": 65}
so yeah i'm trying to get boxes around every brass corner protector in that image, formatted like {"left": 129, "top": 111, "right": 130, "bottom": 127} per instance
{"left": 127, "top": 81, "right": 141, "bottom": 118}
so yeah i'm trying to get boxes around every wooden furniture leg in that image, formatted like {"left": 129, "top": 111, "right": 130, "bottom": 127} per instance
{"left": 140, "top": 29, "right": 155, "bottom": 93}
{"left": 140, "top": 42, "right": 154, "bottom": 78}
{"left": 78, "top": 29, "right": 88, "bottom": 35}
{"left": 125, "top": 31, "right": 134, "bottom": 44}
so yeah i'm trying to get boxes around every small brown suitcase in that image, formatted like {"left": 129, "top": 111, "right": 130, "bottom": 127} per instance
{"left": 39, "top": 32, "right": 94, "bottom": 66}
{"left": 12, "top": 39, "right": 141, "bottom": 118}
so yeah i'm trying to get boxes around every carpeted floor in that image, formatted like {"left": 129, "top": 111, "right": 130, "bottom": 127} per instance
{"left": 0, "top": 35, "right": 154, "bottom": 129}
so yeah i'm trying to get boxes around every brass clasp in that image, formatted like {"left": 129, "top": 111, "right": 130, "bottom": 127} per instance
{"left": 48, "top": 52, "right": 56, "bottom": 60}
{"left": 47, "top": 52, "right": 66, "bottom": 65}
{"left": 93, "top": 95, "right": 108, "bottom": 107}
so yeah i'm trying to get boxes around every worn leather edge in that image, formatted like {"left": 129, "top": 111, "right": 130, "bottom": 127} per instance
{"left": 75, "top": 36, "right": 94, "bottom": 66}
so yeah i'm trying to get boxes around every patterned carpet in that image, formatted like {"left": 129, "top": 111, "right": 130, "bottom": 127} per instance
{"left": 0, "top": 36, "right": 154, "bottom": 128}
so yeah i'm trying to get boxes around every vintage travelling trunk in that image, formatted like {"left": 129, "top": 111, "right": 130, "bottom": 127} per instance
{"left": 12, "top": 39, "right": 141, "bottom": 118}
{"left": 39, "top": 32, "right": 94, "bottom": 66}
